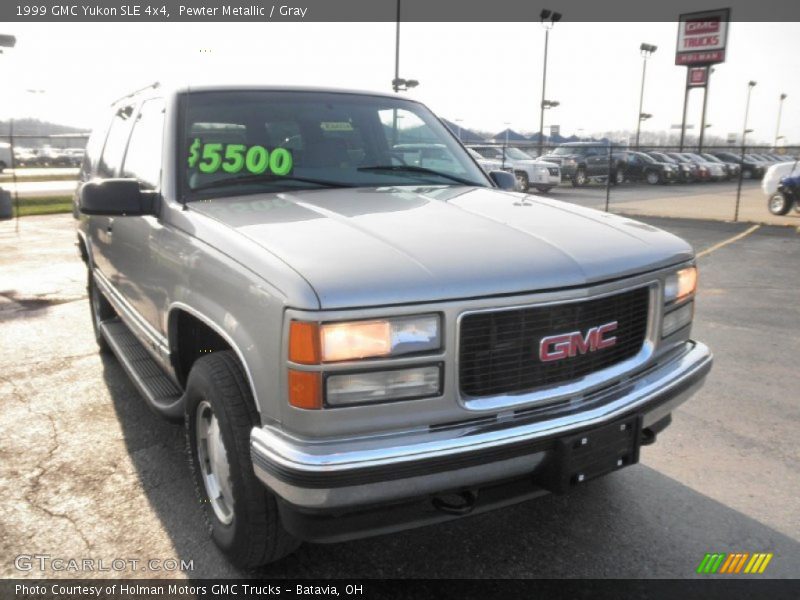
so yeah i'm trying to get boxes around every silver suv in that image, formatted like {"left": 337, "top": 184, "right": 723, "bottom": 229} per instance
{"left": 470, "top": 145, "right": 561, "bottom": 192}
{"left": 76, "top": 84, "right": 712, "bottom": 567}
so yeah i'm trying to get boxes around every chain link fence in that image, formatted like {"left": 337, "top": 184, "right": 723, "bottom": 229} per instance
{"left": 465, "top": 141, "right": 800, "bottom": 225}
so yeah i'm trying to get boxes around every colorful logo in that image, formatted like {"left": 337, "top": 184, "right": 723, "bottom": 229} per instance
{"left": 696, "top": 552, "right": 773, "bottom": 574}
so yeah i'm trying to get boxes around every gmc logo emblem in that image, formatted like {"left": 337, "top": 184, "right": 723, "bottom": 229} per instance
{"left": 539, "top": 321, "right": 618, "bottom": 362}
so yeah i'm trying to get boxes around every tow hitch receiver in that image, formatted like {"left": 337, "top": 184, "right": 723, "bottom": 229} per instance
{"left": 537, "top": 415, "right": 642, "bottom": 494}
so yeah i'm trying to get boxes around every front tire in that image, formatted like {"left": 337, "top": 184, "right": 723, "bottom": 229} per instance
{"left": 185, "top": 351, "right": 299, "bottom": 568}
{"left": 515, "top": 171, "right": 529, "bottom": 192}
{"left": 87, "top": 269, "right": 113, "bottom": 354}
{"left": 571, "top": 168, "right": 587, "bottom": 187}
{"left": 646, "top": 170, "right": 661, "bottom": 185}
{"left": 768, "top": 192, "right": 792, "bottom": 216}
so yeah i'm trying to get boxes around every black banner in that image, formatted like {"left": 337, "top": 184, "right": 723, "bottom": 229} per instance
{"left": 3, "top": 0, "right": 800, "bottom": 22}
{"left": 3, "top": 579, "right": 800, "bottom": 600}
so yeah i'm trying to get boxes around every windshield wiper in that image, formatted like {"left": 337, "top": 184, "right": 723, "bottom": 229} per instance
{"left": 189, "top": 173, "right": 357, "bottom": 195}
{"left": 357, "top": 164, "right": 479, "bottom": 186}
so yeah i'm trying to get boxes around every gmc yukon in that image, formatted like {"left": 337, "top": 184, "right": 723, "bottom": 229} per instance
{"left": 75, "top": 84, "right": 712, "bottom": 567}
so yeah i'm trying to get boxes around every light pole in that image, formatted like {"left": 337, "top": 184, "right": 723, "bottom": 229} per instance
{"left": 455, "top": 118, "right": 464, "bottom": 141}
{"left": 774, "top": 93, "right": 787, "bottom": 148}
{"left": 540, "top": 100, "right": 560, "bottom": 154}
{"left": 391, "top": 0, "right": 418, "bottom": 93}
{"left": 538, "top": 9, "right": 561, "bottom": 158}
{"left": 741, "top": 80, "right": 757, "bottom": 148}
{"left": 635, "top": 43, "right": 657, "bottom": 149}
{"left": 735, "top": 81, "right": 757, "bottom": 223}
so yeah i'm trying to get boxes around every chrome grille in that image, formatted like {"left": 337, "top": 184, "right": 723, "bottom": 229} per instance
{"left": 459, "top": 287, "right": 649, "bottom": 398}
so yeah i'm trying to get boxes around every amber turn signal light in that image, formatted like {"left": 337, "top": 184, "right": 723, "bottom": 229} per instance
{"left": 289, "top": 321, "right": 321, "bottom": 364}
{"left": 288, "top": 370, "right": 322, "bottom": 409}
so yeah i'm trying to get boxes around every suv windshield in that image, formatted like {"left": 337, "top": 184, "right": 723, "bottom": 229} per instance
{"left": 550, "top": 146, "right": 587, "bottom": 156}
{"left": 649, "top": 152, "right": 675, "bottom": 164}
{"left": 504, "top": 147, "right": 532, "bottom": 160}
{"left": 631, "top": 152, "right": 656, "bottom": 164}
{"left": 181, "top": 90, "right": 489, "bottom": 197}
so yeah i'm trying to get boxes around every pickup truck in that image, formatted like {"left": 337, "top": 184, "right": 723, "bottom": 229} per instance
{"left": 540, "top": 141, "right": 627, "bottom": 186}
{"left": 75, "top": 84, "right": 712, "bottom": 567}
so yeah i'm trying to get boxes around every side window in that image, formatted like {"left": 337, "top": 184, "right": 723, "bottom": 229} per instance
{"left": 122, "top": 99, "right": 165, "bottom": 189}
{"left": 97, "top": 105, "right": 135, "bottom": 178}
{"left": 82, "top": 118, "right": 110, "bottom": 179}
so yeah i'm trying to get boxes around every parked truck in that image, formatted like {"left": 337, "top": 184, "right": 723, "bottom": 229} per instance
{"left": 76, "top": 84, "right": 712, "bottom": 567}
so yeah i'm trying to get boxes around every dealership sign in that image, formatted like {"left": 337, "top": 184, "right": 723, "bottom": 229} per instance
{"left": 687, "top": 66, "right": 709, "bottom": 87}
{"left": 675, "top": 8, "right": 730, "bottom": 66}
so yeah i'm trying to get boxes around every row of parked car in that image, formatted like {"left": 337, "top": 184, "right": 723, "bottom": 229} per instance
{"left": 11, "top": 146, "right": 85, "bottom": 168}
{"left": 465, "top": 141, "right": 796, "bottom": 192}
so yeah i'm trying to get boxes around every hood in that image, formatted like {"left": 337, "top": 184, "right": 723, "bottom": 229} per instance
{"left": 516, "top": 159, "right": 558, "bottom": 169}
{"left": 191, "top": 186, "right": 693, "bottom": 309}
{"left": 533, "top": 160, "right": 559, "bottom": 168}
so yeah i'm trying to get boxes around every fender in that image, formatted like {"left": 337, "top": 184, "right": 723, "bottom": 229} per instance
{"left": 167, "top": 301, "right": 262, "bottom": 414}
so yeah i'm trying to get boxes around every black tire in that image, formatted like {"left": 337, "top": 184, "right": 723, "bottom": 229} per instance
{"left": 185, "top": 351, "right": 300, "bottom": 568}
{"left": 742, "top": 168, "right": 753, "bottom": 180}
{"left": 87, "top": 269, "right": 114, "bottom": 354}
{"left": 645, "top": 170, "right": 661, "bottom": 185}
{"left": 768, "top": 192, "right": 792, "bottom": 216}
{"left": 515, "top": 171, "right": 529, "bottom": 192}
{"left": 571, "top": 168, "right": 587, "bottom": 187}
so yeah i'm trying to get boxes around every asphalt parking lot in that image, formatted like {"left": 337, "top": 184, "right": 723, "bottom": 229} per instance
{"left": 537, "top": 179, "right": 800, "bottom": 226}
{"left": 0, "top": 211, "right": 798, "bottom": 579}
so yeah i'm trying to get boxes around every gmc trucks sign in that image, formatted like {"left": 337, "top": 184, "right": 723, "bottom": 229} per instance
{"left": 675, "top": 8, "right": 730, "bottom": 66}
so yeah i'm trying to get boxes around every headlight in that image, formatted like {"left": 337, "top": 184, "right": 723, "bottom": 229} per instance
{"left": 289, "top": 315, "right": 441, "bottom": 364}
{"left": 664, "top": 266, "right": 697, "bottom": 305}
{"left": 662, "top": 301, "right": 694, "bottom": 337}
{"left": 326, "top": 365, "right": 441, "bottom": 406}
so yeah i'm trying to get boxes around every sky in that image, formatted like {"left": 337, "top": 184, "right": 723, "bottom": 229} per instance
{"left": 2, "top": 21, "right": 799, "bottom": 144}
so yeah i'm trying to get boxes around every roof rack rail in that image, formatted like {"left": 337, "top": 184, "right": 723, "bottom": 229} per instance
{"left": 111, "top": 81, "right": 160, "bottom": 105}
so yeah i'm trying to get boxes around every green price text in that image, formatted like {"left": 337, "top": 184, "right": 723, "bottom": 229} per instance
{"left": 187, "top": 139, "right": 293, "bottom": 176}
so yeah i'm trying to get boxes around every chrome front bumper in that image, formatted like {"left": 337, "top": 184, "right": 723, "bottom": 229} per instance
{"left": 251, "top": 341, "right": 712, "bottom": 511}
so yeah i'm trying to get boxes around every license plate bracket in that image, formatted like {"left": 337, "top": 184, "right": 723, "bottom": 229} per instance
{"left": 537, "top": 415, "right": 642, "bottom": 494}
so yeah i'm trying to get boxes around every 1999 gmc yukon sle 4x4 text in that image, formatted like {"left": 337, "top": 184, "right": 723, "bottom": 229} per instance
{"left": 75, "top": 85, "right": 712, "bottom": 568}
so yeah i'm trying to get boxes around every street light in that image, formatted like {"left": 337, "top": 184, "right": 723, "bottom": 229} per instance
{"left": 741, "top": 80, "right": 757, "bottom": 147}
{"left": 538, "top": 8, "right": 562, "bottom": 157}
{"left": 391, "top": 78, "right": 418, "bottom": 92}
{"left": 634, "top": 42, "right": 657, "bottom": 149}
{"left": 774, "top": 93, "right": 787, "bottom": 148}
{"left": 734, "top": 82, "right": 757, "bottom": 223}
{"left": 454, "top": 118, "right": 464, "bottom": 140}
{"left": 391, "top": 0, "right": 418, "bottom": 93}
{"left": 540, "top": 100, "right": 559, "bottom": 154}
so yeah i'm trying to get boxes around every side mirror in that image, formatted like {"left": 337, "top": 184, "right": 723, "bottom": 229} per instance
{"left": 489, "top": 170, "right": 518, "bottom": 191}
{"left": 79, "top": 179, "right": 155, "bottom": 216}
